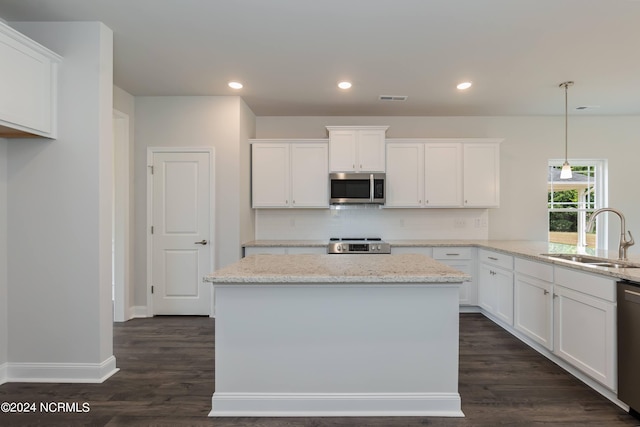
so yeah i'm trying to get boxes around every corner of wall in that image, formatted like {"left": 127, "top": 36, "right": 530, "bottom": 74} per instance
{"left": 0, "top": 138, "right": 8, "bottom": 374}
{"left": 239, "top": 99, "right": 256, "bottom": 246}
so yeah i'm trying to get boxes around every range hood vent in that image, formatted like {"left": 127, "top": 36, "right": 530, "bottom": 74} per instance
{"left": 379, "top": 95, "right": 408, "bottom": 101}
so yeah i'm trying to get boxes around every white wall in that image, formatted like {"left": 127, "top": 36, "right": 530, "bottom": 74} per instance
{"left": 134, "top": 96, "right": 255, "bottom": 309}
{"left": 255, "top": 208, "right": 489, "bottom": 240}
{"left": 239, "top": 100, "right": 256, "bottom": 246}
{"left": 6, "top": 21, "right": 115, "bottom": 379}
{"left": 113, "top": 86, "right": 135, "bottom": 318}
{"left": 0, "top": 138, "right": 7, "bottom": 381}
{"left": 256, "top": 116, "right": 640, "bottom": 255}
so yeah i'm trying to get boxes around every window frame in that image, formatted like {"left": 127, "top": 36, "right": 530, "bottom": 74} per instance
{"left": 548, "top": 159, "right": 608, "bottom": 251}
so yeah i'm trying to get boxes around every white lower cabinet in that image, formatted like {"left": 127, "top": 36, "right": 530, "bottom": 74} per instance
{"left": 514, "top": 258, "right": 554, "bottom": 350}
{"left": 390, "top": 247, "right": 433, "bottom": 256}
{"left": 552, "top": 267, "right": 616, "bottom": 390}
{"left": 511, "top": 261, "right": 617, "bottom": 391}
{"left": 244, "top": 246, "right": 326, "bottom": 257}
{"left": 433, "top": 247, "right": 476, "bottom": 305}
{"left": 477, "top": 249, "right": 514, "bottom": 325}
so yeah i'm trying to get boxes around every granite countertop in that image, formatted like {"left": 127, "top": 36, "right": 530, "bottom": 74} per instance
{"left": 205, "top": 253, "right": 471, "bottom": 284}
{"left": 241, "top": 239, "right": 640, "bottom": 282}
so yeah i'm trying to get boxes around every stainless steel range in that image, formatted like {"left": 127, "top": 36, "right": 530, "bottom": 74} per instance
{"left": 327, "top": 237, "right": 391, "bottom": 254}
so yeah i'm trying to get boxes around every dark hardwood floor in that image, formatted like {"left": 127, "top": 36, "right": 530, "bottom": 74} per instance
{"left": 0, "top": 313, "right": 638, "bottom": 426}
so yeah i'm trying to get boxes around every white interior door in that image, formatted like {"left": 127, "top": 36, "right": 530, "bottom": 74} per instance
{"left": 151, "top": 150, "right": 212, "bottom": 315}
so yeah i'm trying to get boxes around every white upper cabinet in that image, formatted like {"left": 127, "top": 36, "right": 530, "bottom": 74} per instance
{"left": 0, "top": 21, "right": 61, "bottom": 138}
{"left": 252, "top": 143, "right": 290, "bottom": 208}
{"left": 290, "top": 143, "right": 329, "bottom": 207}
{"left": 327, "top": 126, "right": 387, "bottom": 173}
{"left": 251, "top": 140, "right": 329, "bottom": 209}
{"left": 386, "top": 139, "right": 500, "bottom": 208}
{"left": 385, "top": 143, "right": 423, "bottom": 207}
{"left": 425, "top": 142, "right": 463, "bottom": 207}
{"left": 463, "top": 143, "right": 500, "bottom": 207}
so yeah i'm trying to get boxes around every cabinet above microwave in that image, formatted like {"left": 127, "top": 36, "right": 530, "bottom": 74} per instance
{"left": 326, "top": 126, "right": 388, "bottom": 173}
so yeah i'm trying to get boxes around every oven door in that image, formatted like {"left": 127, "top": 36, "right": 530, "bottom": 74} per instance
{"left": 330, "top": 173, "right": 385, "bottom": 204}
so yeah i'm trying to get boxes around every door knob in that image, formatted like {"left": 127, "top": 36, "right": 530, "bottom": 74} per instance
{"left": 195, "top": 240, "right": 208, "bottom": 245}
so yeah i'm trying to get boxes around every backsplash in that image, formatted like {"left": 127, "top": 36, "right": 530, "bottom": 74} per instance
{"left": 254, "top": 208, "right": 489, "bottom": 240}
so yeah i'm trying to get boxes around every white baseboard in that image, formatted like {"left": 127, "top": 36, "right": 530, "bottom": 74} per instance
{"left": 209, "top": 392, "right": 464, "bottom": 417}
{"left": 6, "top": 355, "right": 119, "bottom": 383}
{"left": 0, "top": 362, "right": 7, "bottom": 385}
{"left": 130, "top": 305, "right": 149, "bottom": 319}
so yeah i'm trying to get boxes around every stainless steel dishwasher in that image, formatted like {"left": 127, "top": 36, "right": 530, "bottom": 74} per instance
{"left": 618, "top": 280, "right": 640, "bottom": 417}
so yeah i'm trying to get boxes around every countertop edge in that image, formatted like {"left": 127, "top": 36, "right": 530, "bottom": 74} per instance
{"left": 240, "top": 239, "right": 640, "bottom": 282}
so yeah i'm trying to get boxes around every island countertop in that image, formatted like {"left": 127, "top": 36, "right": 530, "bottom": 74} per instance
{"left": 205, "top": 253, "right": 471, "bottom": 284}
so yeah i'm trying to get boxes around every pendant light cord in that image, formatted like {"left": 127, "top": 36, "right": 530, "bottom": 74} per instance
{"left": 564, "top": 83, "right": 568, "bottom": 162}
{"left": 559, "top": 81, "right": 574, "bottom": 164}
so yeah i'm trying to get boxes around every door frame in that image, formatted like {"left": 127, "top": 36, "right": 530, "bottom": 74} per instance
{"left": 146, "top": 147, "right": 216, "bottom": 317}
{"left": 113, "top": 109, "right": 130, "bottom": 322}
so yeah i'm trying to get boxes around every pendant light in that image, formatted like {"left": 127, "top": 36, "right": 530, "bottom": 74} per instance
{"left": 559, "top": 81, "right": 574, "bottom": 179}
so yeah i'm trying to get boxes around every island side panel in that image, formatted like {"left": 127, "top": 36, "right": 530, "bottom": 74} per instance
{"left": 212, "top": 283, "right": 462, "bottom": 416}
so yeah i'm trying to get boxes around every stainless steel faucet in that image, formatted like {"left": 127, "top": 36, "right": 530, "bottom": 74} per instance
{"left": 586, "top": 208, "right": 635, "bottom": 260}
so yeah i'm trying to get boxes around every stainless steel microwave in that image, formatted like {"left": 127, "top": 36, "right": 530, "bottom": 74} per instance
{"left": 329, "top": 173, "right": 385, "bottom": 205}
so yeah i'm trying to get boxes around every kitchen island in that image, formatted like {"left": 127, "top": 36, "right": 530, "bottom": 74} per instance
{"left": 205, "top": 253, "right": 470, "bottom": 417}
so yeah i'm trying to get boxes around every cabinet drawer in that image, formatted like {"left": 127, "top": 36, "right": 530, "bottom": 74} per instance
{"left": 244, "top": 247, "right": 287, "bottom": 256}
{"left": 433, "top": 247, "right": 473, "bottom": 260}
{"left": 390, "top": 246, "right": 433, "bottom": 256}
{"left": 554, "top": 267, "right": 616, "bottom": 302}
{"left": 478, "top": 249, "right": 513, "bottom": 270}
{"left": 287, "top": 246, "right": 327, "bottom": 255}
{"left": 515, "top": 257, "right": 553, "bottom": 283}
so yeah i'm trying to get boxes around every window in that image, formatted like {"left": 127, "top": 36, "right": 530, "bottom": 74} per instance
{"left": 548, "top": 160, "right": 607, "bottom": 253}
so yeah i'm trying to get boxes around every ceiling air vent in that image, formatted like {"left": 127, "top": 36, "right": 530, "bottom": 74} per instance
{"left": 379, "top": 95, "right": 408, "bottom": 101}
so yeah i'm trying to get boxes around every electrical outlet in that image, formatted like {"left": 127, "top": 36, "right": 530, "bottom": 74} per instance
{"left": 474, "top": 218, "right": 488, "bottom": 228}
{"left": 454, "top": 218, "right": 466, "bottom": 228}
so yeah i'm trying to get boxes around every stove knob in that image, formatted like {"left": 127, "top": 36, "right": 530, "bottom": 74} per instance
{"left": 377, "top": 244, "right": 381, "bottom": 250}
{"left": 336, "top": 245, "right": 342, "bottom": 252}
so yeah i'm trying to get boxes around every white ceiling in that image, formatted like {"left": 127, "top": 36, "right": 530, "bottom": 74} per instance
{"left": 1, "top": 0, "right": 639, "bottom": 116}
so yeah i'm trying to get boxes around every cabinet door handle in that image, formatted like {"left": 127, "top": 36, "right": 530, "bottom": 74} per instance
{"left": 488, "top": 256, "right": 499, "bottom": 261}
{"left": 446, "top": 253, "right": 460, "bottom": 256}
{"left": 553, "top": 293, "right": 558, "bottom": 299}
{"left": 543, "top": 290, "right": 549, "bottom": 295}
{"left": 195, "top": 240, "right": 208, "bottom": 245}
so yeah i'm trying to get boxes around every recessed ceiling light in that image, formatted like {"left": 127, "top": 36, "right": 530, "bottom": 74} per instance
{"left": 228, "top": 81, "right": 243, "bottom": 89}
{"left": 457, "top": 81, "right": 472, "bottom": 90}
{"left": 338, "top": 81, "right": 352, "bottom": 89}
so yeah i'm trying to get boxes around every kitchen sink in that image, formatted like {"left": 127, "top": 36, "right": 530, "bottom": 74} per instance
{"left": 540, "top": 253, "right": 640, "bottom": 269}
